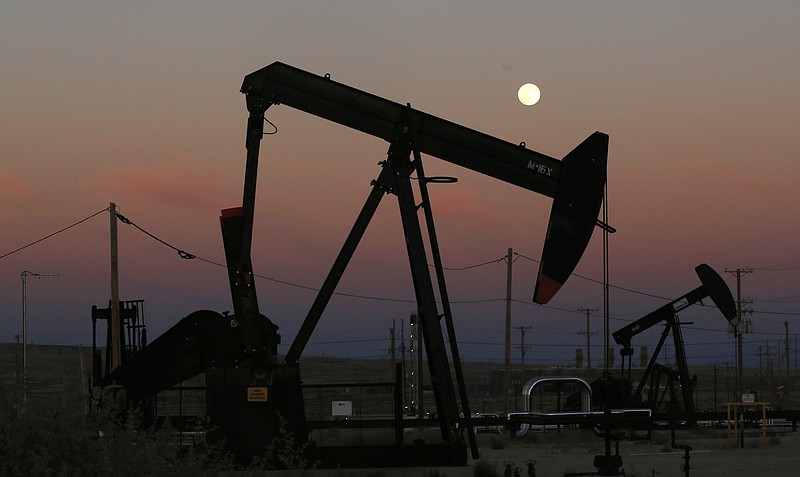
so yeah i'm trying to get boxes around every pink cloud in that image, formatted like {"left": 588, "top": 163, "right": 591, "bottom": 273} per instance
{"left": 101, "top": 162, "right": 235, "bottom": 212}
{"left": 0, "top": 172, "right": 30, "bottom": 198}
{"left": 427, "top": 187, "right": 494, "bottom": 224}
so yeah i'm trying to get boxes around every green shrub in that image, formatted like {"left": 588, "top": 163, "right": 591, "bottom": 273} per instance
{"left": 0, "top": 386, "right": 233, "bottom": 477}
{"left": 246, "top": 413, "right": 316, "bottom": 471}
{"left": 473, "top": 459, "right": 500, "bottom": 477}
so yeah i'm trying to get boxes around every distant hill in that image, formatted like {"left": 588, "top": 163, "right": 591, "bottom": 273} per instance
{"left": 3, "top": 343, "right": 798, "bottom": 414}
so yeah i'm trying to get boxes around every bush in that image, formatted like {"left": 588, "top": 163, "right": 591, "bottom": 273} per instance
{"left": 245, "top": 413, "right": 316, "bottom": 471}
{"left": 0, "top": 386, "right": 233, "bottom": 477}
{"left": 473, "top": 459, "right": 501, "bottom": 477}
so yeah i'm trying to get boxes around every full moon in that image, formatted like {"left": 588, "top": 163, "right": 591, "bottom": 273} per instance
{"left": 517, "top": 83, "right": 541, "bottom": 106}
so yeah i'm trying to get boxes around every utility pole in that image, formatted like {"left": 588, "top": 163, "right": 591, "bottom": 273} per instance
{"left": 409, "top": 312, "right": 423, "bottom": 418}
{"left": 390, "top": 319, "right": 396, "bottom": 380}
{"left": 726, "top": 267, "right": 752, "bottom": 401}
{"left": 785, "top": 322, "right": 790, "bottom": 379}
{"left": 513, "top": 326, "right": 532, "bottom": 384}
{"left": 504, "top": 248, "right": 513, "bottom": 416}
{"left": 602, "top": 183, "right": 611, "bottom": 376}
{"left": 110, "top": 202, "right": 122, "bottom": 371}
{"left": 726, "top": 362, "right": 731, "bottom": 403}
{"left": 400, "top": 318, "right": 406, "bottom": 408}
{"left": 713, "top": 364, "right": 718, "bottom": 413}
{"left": 20, "top": 270, "right": 59, "bottom": 404}
{"left": 578, "top": 307, "right": 598, "bottom": 380}
{"left": 768, "top": 347, "right": 776, "bottom": 403}
{"left": 756, "top": 345, "right": 767, "bottom": 375}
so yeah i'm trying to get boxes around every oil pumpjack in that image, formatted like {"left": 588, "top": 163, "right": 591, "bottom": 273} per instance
{"left": 608, "top": 263, "right": 737, "bottom": 420}
{"left": 92, "top": 62, "right": 608, "bottom": 467}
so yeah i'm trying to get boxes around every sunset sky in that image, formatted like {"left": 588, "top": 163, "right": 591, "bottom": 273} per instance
{"left": 2, "top": 2, "right": 798, "bottom": 372}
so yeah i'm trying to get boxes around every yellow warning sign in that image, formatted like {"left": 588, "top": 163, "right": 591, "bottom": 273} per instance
{"left": 247, "top": 386, "right": 268, "bottom": 402}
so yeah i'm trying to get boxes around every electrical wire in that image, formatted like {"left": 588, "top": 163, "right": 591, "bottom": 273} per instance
{"left": 116, "top": 211, "right": 417, "bottom": 303}
{"left": 115, "top": 212, "right": 198, "bottom": 260}
{"left": 112, "top": 212, "right": 722, "bottom": 317}
{"left": 514, "top": 251, "right": 671, "bottom": 301}
{"left": 751, "top": 259, "right": 800, "bottom": 271}
{"left": 439, "top": 256, "right": 506, "bottom": 271}
{"left": 3, "top": 205, "right": 685, "bottom": 311}
{"left": 296, "top": 338, "right": 386, "bottom": 346}
{"left": 112, "top": 210, "right": 799, "bottom": 327}
{"left": 9, "top": 204, "right": 795, "bottom": 366}
{"left": 0, "top": 207, "right": 110, "bottom": 260}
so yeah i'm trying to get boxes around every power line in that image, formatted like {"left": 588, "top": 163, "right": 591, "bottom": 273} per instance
{"left": 513, "top": 252, "right": 671, "bottom": 301}
{"left": 751, "top": 309, "right": 800, "bottom": 317}
{"left": 22, "top": 207, "right": 789, "bottom": 330}
{"left": 281, "top": 338, "right": 386, "bottom": 346}
{"left": 116, "top": 212, "right": 520, "bottom": 304}
{"left": 751, "top": 259, "right": 800, "bottom": 271}
{"left": 111, "top": 209, "right": 679, "bottom": 308}
{"left": 115, "top": 212, "right": 199, "bottom": 260}
{"left": 116, "top": 211, "right": 418, "bottom": 303}
{"left": 439, "top": 256, "right": 507, "bottom": 271}
{"left": 0, "top": 207, "right": 109, "bottom": 260}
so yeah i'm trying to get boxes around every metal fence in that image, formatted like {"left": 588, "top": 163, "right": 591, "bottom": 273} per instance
{"left": 302, "top": 381, "right": 401, "bottom": 446}
{"left": 147, "top": 377, "right": 408, "bottom": 447}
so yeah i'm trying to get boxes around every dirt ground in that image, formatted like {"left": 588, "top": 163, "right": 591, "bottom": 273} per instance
{"left": 470, "top": 429, "right": 800, "bottom": 477}
{"left": 267, "top": 428, "right": 800, "bottom": 477}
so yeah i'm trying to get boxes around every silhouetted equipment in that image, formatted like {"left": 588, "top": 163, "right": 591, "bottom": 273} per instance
{"left": 241, "top": 62, "right": 608, "bottom": 305}
{"left": 92, "top": 61, "right": 608, "bottom": 467}
{"left": 91, "top": 300, "right": 145, "bottom": 382}
{"left": 611, "top": 263, "right": 736, "bottom": 420}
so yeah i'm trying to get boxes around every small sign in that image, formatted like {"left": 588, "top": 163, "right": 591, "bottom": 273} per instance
{"left": 742, "top": 393, "right": 755, "bottom": 403}
{"left": 247, "top": 386, "right": 268, "bottom": 402}
{"left": 331, "top": 400, "right": 353, "bottom": 417}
